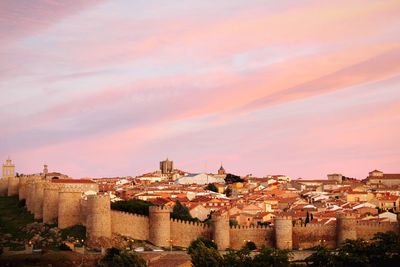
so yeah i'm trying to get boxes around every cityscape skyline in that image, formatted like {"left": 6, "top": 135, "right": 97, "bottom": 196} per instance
{"left": 1, "top": 0, "right": 400, "bottom": 179}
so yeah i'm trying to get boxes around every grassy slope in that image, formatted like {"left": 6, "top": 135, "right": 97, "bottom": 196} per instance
{"left": 0, "top": 196, "right": 35, "bottom": 240}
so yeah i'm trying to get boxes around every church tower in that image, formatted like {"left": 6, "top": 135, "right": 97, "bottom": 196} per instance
{"left": 218, "top": 164, "right": 226, "bottom": 175}
{"left": 2, "top": 158, "right": 15, "bottom": 179}
{"left": 43, "top": 164, "right": 49, "bottom": 175}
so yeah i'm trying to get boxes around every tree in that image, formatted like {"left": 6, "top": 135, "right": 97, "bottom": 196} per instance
{"left": 188, "top": 237, "right": 218, "bottom": 254}
{"left": 189, "top": 242, "right": 222, "bottom": 267}
{"left": 98, "top": 247, "right": 147, "bottom": 267}
{"left": 111, "top": 199, "right": 154, "bottom": 216}
{"left": 224, "top": 173, "right": 244, "bottom": 184}
{"left": 305, "top": 211, "right": 310, "bottom": 225}
{"left": 244, "top": 241, "right": 257, "bottom": 251}
{"left": 205, "top": 183, "right": 219, "bottom": 193}
{"left": 225, "top": 187, "right": 233, "bottom": 197}
{"left": 252, "top": 246, "right": 290, "bottom": 267}
{"left": 171, "top": 200, "right": 197, "bottom": 221}
{"left": 305, "top": 245, "right": 336, "bottom": 267}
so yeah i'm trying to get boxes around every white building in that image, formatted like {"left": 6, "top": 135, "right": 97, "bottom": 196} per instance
{"left": 175, "top": 173, "right": 225, "bottom": 185}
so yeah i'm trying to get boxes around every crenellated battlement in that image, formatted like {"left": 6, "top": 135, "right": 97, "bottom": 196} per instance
{"left": 275, "top": 215, "right": 292, "bottom": 220}
{"left": 294, "top": 224, "right": 336, "bottom": 229}
{"left": 230, "top": 224, "right": 272, "bottom": 230}
{"left": 59, "top": 188, "right": 85, "bottom": 193}
{"left": 356, "top": 221, "right": 398, "bottom": 227}
{"left": 149, "top": 205, "right": 171, "bottom": 213}
{"left": 170, "top": 218, "right": 210, "bottom": 228}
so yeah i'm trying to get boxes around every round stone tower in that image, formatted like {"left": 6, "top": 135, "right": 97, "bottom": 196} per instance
{"left": 58, "top": 189, "right": 83, "bottom": 229}
{"left": 7, "top": 176, "right": 19, "bottom": 196}
{"left": 18, "top": 176, "right": 28, "bottom": 200}
{"left": 211, "top": 213, "right": 230, "bottom": 250}
{"left": 274, "top": 215, "right": 293, "bottom": 250}
{"left": 86, "top": 194, "right": 111, "bottom": 241}
{"left": 43, "top": 183, "right": 61, "bottom": 224}
{"left": 336, "top": 212, "right": 357, "bottom": 247}
{"left": 149, "top": 206, "right": 171, "bottom": 247}
{"left": 34, "top": 181, "right": 45, "bottom": 219}
{"left": 26, "top": 180, "right": 35, "bottom": 213}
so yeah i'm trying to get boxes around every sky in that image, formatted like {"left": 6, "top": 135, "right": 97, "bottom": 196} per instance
{"left": 1, "top": 0, "right": 400, "bottom": 179}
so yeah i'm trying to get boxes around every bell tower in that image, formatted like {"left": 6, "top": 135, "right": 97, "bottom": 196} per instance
{"left": 2, "top": 158, "right": 15, "bottom": 179}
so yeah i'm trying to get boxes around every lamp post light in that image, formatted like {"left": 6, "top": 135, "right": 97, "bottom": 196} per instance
{"left": 166, "top": 239, "right": 173, "bottom": 252}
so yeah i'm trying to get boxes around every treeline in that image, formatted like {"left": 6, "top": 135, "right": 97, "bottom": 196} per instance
{"left": 188, "top": 231, "right": 400, "bottom": 267}
{"left": 111, "top": 199, "right": 154, "bottom": 216}
{"left": 111, "top": 199, "right": 199, "bottom": 222}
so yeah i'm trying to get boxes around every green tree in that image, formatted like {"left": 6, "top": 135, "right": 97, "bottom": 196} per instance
{"left": 205, "top": 183, "right": 218, "bottom": 193}
{"left": 171, "top": 200, "right": 197, "bottom": 221}
{"left": 189, "top": 242, "right": 222, "bottom": 267}
{"left": 98, "top": 247, "right": 147, "bottom": 267}
{"left": 188, "top": 236, "right": 218, "bottom": 254}
{"left": 305, "top": 245, "right": 336, "bottom": 267}
{"left": 305, "top": 211, "right": 310, "bottom": 225}
{"left": 224, "top": 173, "right": 244, "bottom": 184}
{"left": 244, "top": 241, "right": 257, "bottom": 251}
{"left": 252, "top": 246, "right": 290, "bottom": 267}
{"left": 111, "top": 199, "right": 154, "bottom": 216}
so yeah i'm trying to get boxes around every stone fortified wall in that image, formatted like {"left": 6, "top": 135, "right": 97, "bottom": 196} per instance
{"left": 170, "top": 218, "right": 211, "bottom": 248}
{"left": 275, "top": 216, "right": 293, "bottom": 249}
{"left": 229, "top": 225, "right": 273, "bottom": 249}
{"left": 86, "top": 194, "right": 112, "bottom": 241}
{"left": 1, "top": 176, "right": 399, "bottom": 250}
{"left": 149, "top": 206, "right": 172, "bottom": 247}
{"left": 111, "top": 211, "right": 149, "bottom": 240}
{"left": 33, "top": 181, "right": 45, "bottom": 219}
{"left": 212, "top": 214, "right": 230, "bottom": 250}
{"left": 18, "top": 176, "right": 28, "bottom": 200}
{"left": 42, "top": 183, "right": 62, "bottom": 224}
{"left": 7, "top": 176, "right": 19, "bottom": 196}
{"left": 0, "top": 178, "right": 8, "bottom": 196}
{"left": 58, "top": 189, "right": 83, "bottom": 229}
{"left": 293, "top": 224, "right": 336, "bottom": 248}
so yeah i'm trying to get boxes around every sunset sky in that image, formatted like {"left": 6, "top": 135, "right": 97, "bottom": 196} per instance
{"left": 1, "top": 0, "right": 399, "bottom": 179}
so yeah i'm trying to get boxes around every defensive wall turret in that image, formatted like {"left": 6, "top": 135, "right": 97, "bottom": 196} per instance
{"left": 336, "top": 212, "right": 357, "bottom": 247}
{"left": 42, "top": 183, "right": 61, "bottom": 224}
{"left": 58, "top": 189, "right": 83, "bottom": 229}
{"left": 86, "top": 194, "right": 112, "bottom": 241}
{"left": 33, "top": 181, "right": 45, "bottom": 219}
{"left": 274, "top": 215, "right": 293, "bottom": 250}
{"left": 212, "top": 213, "right": 230, "bottom": 250}
{"left": 149, "top": 206, "right": 171, "bottom": 247}
{"left": 18, "top": 176, "right": 28, "bottom": 200}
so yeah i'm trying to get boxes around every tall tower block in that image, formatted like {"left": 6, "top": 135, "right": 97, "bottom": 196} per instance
{"left": 274, "top": 215, "right": 293, "bottom": 250}
{"left": 86, "top": 194, "right": 112, "bottom": 241}
{"left": 58, "top": 189, "right": 83, "bottom": 229}
{"left": 336, "top": 213, "right": 357, "bottom": 247}
{"left": 149, "top": 206, "right": 171, "bottom": 247}
{"left": 212, "top": 213, "right": 230, "bottom": 250}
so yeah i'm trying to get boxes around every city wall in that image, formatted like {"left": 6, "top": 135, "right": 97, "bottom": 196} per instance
{"left": 170, "top": 218, "right": 211, "bottom": 247}
{"left": 356, "top": 222, "right": 399, "bottom": 240}
{"left": 229, "top": 225, "right": 274, "bottom": 249}
{"left": 1, "top": 175, "right": 400, "bottom": 250}
{"left": 293, "top": 224, "right": 336, "bottom": 249}
{"left": 111, "top": 211, "right": 150, "bottom": 241}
